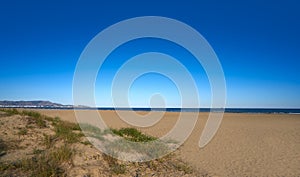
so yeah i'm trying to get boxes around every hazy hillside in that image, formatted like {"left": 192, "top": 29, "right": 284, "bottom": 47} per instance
{"left": 0, "top": 100, "right": 66, "bottom": 107}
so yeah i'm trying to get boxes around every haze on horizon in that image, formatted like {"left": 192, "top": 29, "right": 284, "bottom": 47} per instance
{"left": 0, "top": 0, "right": 299, "bottom": 108}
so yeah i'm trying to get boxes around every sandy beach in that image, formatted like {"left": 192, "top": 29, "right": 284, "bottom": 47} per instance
{"left": 32, "top": 109, "right": 300, "bottom": 176}
{"left": 2, "top": 1, "right": 299, "bottom": 176}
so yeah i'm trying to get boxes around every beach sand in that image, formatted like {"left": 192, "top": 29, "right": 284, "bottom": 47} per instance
{"left": 35, "top": 109, "right": 300, "bottom": 176}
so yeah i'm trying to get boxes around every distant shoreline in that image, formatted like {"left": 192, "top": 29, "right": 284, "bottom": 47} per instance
{"left": 2, "top": 107, "right": 300, "bottom": 114}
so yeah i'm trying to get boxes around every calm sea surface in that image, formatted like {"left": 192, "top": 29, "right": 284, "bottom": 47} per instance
{"left": 14, "top": 107, "right": 300, "bottom": 114}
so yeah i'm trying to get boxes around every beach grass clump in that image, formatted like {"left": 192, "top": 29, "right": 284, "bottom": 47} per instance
{"left": 21, "top": 145, "right": 72, "bottom": 177}
{"left": 79, "top": 123, "right": 103, "bottom": 134}
{"left": 53, "top": 118, "right": 83, "bottom": 144}
{"left": 40, "top": 117, "right": 84, "bottom": 147}
{"left": 43, "top": 134, "right": 56, "bottom": 149}
{"left": 78, "top": 123, "right": 105, "bottom": 141}
{"left": 0, "top": 145, "right": 73, "bottom": 177}
{"left": 49, "top": 145, "right": 73, "bottom": 163}
{"left": 0, "top": 109, "right": 49, "bottom": 128}
{"left": 21, "top": 110, "right": 42, "bottom": 119}
{"left": 21, "top": 110, "right": 47, "bottom": 128}
{"left": 102, "top": 128, "right": 171, "bottom": 160}
{"left": 52, "top": 116, "right": 81, "bottom": 131}
{"left": 0, "top": 108, "right": 20, "bottom": 116}
{"left": 34, "top": 117, "right": 47, "bottom": 128}
{"left": 111, "top": 127, "right": 157, "bottom": 142}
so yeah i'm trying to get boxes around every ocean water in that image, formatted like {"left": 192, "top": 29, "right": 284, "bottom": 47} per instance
{"left": 62, "top": 107, "right": 300, "bottom": 114}
{"left": 3, "top": 107, "right": 300, "bottom": 114}
{"left": 101, "top": 108, "right": 300, "bottom": 114}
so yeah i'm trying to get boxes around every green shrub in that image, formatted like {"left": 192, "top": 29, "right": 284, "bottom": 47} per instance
{"left": 111, "top": 127, "right": 156, "bottom": 142}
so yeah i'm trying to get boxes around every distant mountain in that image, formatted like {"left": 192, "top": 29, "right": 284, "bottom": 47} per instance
{"left": 0, "top": 100, "right": 71, "bottom": 108}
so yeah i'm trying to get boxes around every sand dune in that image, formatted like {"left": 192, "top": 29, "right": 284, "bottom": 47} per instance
{"left": 35, "top": 109, "right": 300, "bottom": 176}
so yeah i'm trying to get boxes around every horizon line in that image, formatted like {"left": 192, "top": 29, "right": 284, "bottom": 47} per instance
{"left": 0, "top": 100, "right": 299, "bottom": 109}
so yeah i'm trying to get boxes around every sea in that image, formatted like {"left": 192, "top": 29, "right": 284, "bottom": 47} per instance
{"left": 12, "top": 107, "right": 300, "bottom": 114}
{"left": 97, "top": 108, "right": 300, "bottom": 114}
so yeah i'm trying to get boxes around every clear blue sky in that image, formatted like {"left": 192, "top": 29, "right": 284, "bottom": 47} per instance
{"left": 0, "top": 0, "right": 299, "bottom": 108}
